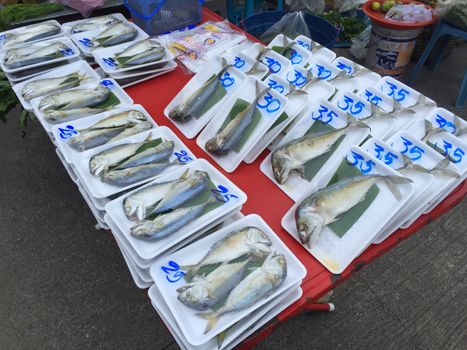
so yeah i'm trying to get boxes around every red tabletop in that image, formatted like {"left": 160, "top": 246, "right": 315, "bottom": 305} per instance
{"left": 125, "top": 8, "right": 466, "bottom": 347}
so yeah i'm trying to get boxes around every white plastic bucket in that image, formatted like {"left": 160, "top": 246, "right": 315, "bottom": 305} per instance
{"left": 366, "top": 22, "right": 423, "bottom": 77}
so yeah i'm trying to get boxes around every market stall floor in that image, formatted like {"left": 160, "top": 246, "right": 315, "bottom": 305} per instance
{"left": 0, "top": 47, "right": 465, "bottom": 350}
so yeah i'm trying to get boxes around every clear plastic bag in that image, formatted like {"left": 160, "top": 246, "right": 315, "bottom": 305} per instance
{"left": 260, "top": 11, "right": 311, "bottom": 44}
{"left": 385, "top": 4, "right": 433, "bottom": 23}
{"left": 57, "top": 0, "right": 105, "bottom": 17}
{"left": 333, "top": 0, "right": 367, "bottom": 13}
{"left": 349, "top": 25, "right": 371, "bottom": 61}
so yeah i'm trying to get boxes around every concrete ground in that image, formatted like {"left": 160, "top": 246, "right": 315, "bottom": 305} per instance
{"left": 0, "top": 33, "right": 466, "bottom": 350}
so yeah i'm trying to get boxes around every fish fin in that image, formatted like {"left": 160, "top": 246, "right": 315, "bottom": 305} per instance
{"left": 216, "top": 331, "right": 227, "bottom": 349}
{"left": 197, "top": 311, "right": 220, "bottom": 334}
{"left": 384, "top": 175, "right": 413, "bottom": 200}
{"left": 430, "top": 157, "right": 460, "bottom": 178}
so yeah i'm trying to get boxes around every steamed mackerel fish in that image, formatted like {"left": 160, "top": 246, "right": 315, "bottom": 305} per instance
{"left": 68, "top": 110, "right": 151, "bottom": 151}
{"left": 295, "top": 174, "right": 412, "bottom": 248}
{"left": 39, "top": 85, "right": 111, "bottom": 122}
{"left": 182, "top": 227, "right": 273, "bottom": 281}
{"left": 71, "top": 15, "right": 121, "bottom": 34}
{"left": 4, "top": 42, "right": 70, "bottom": 69}
{"left": 271, "top": 121, "right": 369, "bottom": 184}
{"left": 3, "top": 22, "right": 60, "bottom": 47}
{"left": 115, "top": 40, "right": 165, "bottom": 67}
{"left": 177, "top": 259, "right": 250, "bottom": 311}
{"left": 198, "top": 252, "right": 287, "bottom": 333}
{"left": 169, "top": 60, "right": 230, "bottom": 123}
{"left": 205, "top": 82, "right": 270, "bottom": 155}
{"left": 22, "top": 72, "right": 87, "bottom": 102}
{"left": 93, "top": 22, "right": 137, "bottom": 47}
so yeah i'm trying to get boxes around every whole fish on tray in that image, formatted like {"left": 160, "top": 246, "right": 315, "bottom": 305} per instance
{"left": 4, "top": 42, "right": 71, "bottom": 69}
{"left": 177, "top": 259, "right": 250, "bottom": 311}
{"left": 39, "top": 85, "right": 111, "bottom": 123}
{"left": 102, "top": 162, "right": 174, "bottom": 186}
{"left": 271, "top": 121, "right": 369, "bottom": 184}
{"left": 197, "top": 252, "right": 287, "bottom": 333}
{"left": 182, "top": 227, "right": 272, "bottom": 281}
{"left": 3, "top": 22, "right": 61, "bottom": 47}
{"left": 169, "top": 59, "right": 230, "bottom": 123}
{"left": 22, "top": 72, "right": 88, "bottom": 102}
{"left": 67, "top": 110, "right": 152, "bottom": 151}
{"left": 71, "top": 15, "right": 121, "bottom": 34}
{"left": 205, "top": 81, "right": 270, "bottom": 155}
{"left": 115, "top": 39, "right": 165, "bottom": 67}
{"left": 295, "top": 174, "right": 412, "bottom": 248}
{"left": 92, "top": 22, "right": 137, "bottom": 47}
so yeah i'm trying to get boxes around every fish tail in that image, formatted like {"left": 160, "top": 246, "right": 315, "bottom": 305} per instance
{"left": 422, "top": 120, "right": 443, "bottom": 142}
{"left": 216, "top": 331, "right": 227, "bottom": 349}
{"left": 197, "top": 311, "right": 220, "bottom": 334}
{"left": 348, "top": 114, "right": 371, "bottom": 132}
{"left": 430, "top": 157, "right": 460, "bottom": 178}
{"left": 384, "top": 175, "right": 413, "bottom": 200}
{"left": 399, "top": 154, "right": 430, "bottom": 174}
{"left": 180, "top": 264, "right": 199, "bottom": 281}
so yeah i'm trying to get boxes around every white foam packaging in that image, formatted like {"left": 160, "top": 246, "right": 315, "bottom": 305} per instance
{"left": 13, "top": 60, "right": 100, "bottom": 111}
{"left": 197, "top": 76, "right": 288, "bottom": 172}
{"left": 62, "top": 13, "right": 128, "bottom": 35}
{"left": 247, "top": 43, "right": 292, "bottom": 77}
{"left": 0, "top": 20, "right": 65, "bottom": 49}
{"left": 148, "top": 282, "right": 302, "bottom": 350}
{"left": 282, "top": 146, "right": 414, "bottom": 274}
{"left": 267, "top": 34, "right": 312, "bottom": 67}
{"left": 330, "top": 57, "right": 381, "bottom": 93}
{"left": 224, "top": 51, "right": 269, "bottom": 80}
{"left": 165, "top": 57, "right": 247, "bottom": 139}
{"left": 92, "top": 38, "right": 175, "bottom": 75}
{"left": 109, "top": 59, "right": 177, "bottom": 79}
{"left": 69, "top": 22, "right": 149, "bottom": 57}
{"left": 31, "top": 78, "right": 133, "bottom": 132}
{"left": 0, "top": 36, "right": 80, "bottom": 73}
{"left": 52, "top": 104, "right": 158, "bottom": 164}
{"left": 260, "top": 99, "right": 370, "bottom": 201}
{"left": 105, "top": 159, "right": 247, "bottom": 261}
{"left": 71, "top": 127, "right": 196, "bottom": 198}
{"left": 149, "top": 214, "right": 306, "bottom": 346}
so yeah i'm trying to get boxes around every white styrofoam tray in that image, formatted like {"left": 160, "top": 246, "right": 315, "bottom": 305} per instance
{"left": 105, "top": 159, "right": 247, "bottom": 261}
{"left": 72, "top": 127, "right": 196, "bottom": 199}
{"left": 110, "top": 59, "right": 177, "bottom": 79}
{"left": 13, "top": 60, "right": 100, "bottom": 111}
{"left": 267, "top": 34, "right": 312, "bottom": 68}
{"left": 31, "top": 78, "right": 133, "bottom": 132}
{"left": 282, "top": 145, "right": 414, "bottom": 274}
{"left": 150, "top": 214, "right": 307, "bottom": 346}
{"left": 62, "top": 13, "right": 128, "bottom": 35}
{"left": 52, "top": 104, "right": 158, "bottom": 164}
{"left": 0, "top": 20, "right": 64, "bottom": 49}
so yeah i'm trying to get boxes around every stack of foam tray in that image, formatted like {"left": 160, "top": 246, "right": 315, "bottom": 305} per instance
{"left": 0, "top": 20, "right": 81, "bottom": 84}
{"left": 147, "top": 214, "right": 306, "bottom": 350}
{"left": 103, "top": 158, "right": 248, "bottom": 288}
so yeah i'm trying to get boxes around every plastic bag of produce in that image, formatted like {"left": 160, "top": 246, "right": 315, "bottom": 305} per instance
{"left": 444, "top": 3, "right": 467, "bottom": 30}
{"left": 333, "top": 0, "right": 367, "bottom": 13}
{"left": 57, "top": 0, "right": 105, "bottom": 17}
{"left": 385, "top": 4, "right": 432, "bottom": 23}
{"left": 349, "top": 25, "right": 371, "bottom": 60}
{"left": 260, "top": 11, "right": 311, "bottom": 43}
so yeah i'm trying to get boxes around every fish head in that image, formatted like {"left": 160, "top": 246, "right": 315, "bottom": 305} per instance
{"left": 123, "top": 197, "right": 145, "bottom": 221}
{"left": 271, "top": 149, "right": 293, "bottom": 184}
{"left": 262, "top": 252, "right": 287, "bottom": 281}
{"left": 296, "top": 206, "right": 324, "bottom": 248}
{"left": 246, "top": 228, "right": 272, "bottom": 258}
{"left": 95, "top": 84, "right": 111, "bottom": 97}
{"left": 127, "top": 110, "right": 147, "bottom": 123}
{"left": 89, "top": 156, "right": 109, "bottom": 177}
{"left": 205, "top": 135, "right": 227, "bottom": 155}
{"left": 176, "top": 282, "right": 210, "bottom": 310}
{"left": 44, "top": 110, "right": 66, "bottom": 122}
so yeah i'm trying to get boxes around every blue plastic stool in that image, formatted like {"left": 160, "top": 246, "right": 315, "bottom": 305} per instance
{"left": 407, "top": 19, "right": 467, "bottom": 108}
{"left": 227, "top": 0, "right": 283, "bottom": 24}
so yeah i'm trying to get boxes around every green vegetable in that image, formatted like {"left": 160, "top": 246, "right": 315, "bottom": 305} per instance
{"left": 316, "top": 10, "right": 367, "bottom": 42}
{"left": 0, "top": 3, "right": 64, "bottom": 31}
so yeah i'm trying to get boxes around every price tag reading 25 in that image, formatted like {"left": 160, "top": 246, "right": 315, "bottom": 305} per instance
{"left": 160, "top": 261, "right": 185, "bottom": 283}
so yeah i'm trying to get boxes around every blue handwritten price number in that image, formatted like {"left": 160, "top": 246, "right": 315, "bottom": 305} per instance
{"left": 0, "top": 34, "right": 6, "bottom": 41}
{"left": 257, "top": 92, "right": 281, "bottom": 113}
{"left": 233, "top": 56, "right": 246, "bottom": 69}
{"left": 316, "top": 64, "right": 332, "bottom": 79}
{"left": 267, "top": 79, "right": 285, "bottom": 94}
{"left": 100, "top": 79, "right": 114, "bottom": 89}
{"left": 264, "top": 57, "right": 282, "bottom": 74}
{"left": 79, "top": 37, "right": 94, "bottom": 47}
{"left": 373, "top": 143, "right": 399, "bottom": 166}
{"left": 364, "top": 89, "right": 383, "bottom": 107}
{"left": 60, "top": 48, "right": 74, "bottom": 56}
{"left": 400, "top": 136, "right": 425, "bottom": 161}
{"left": 384, "top": 81, "right": 410, "bottom": 102}
{"left": 103, "top": 57, "right": 118, "bottom": 68}
{"left": 296, "top": 40, "right": 310, "bottom": 50}
{"left": 434, "top": 114, "right": 456, "bottom": 134}
{"left": 337, "top": 95, "right": 366, "bottom": 117}
{"left": 289, "top": 49, "right": 303, "bottom": 65}
{"left": 336, "top": 61, "right": 353, "bottom": 74}
{"left": 58, "top": 125, "right": 77, "bottom": 139}
{"left": 287, "top": 70, "right": 307, "bottom": 87}
{"left": 174, "top": 150, "right": 192, "bottom": 163}
{"left": 210, "top": 185, "right": 239, "bottom": 202}
{"left": 219, "top": 71, "right": 235, "bottom": 88}
{"left": 161, "top": 261, "right": 185, "bottom": 283}
{"left": 348, "top": 150, "right": 376, "bottom": 174}
{"left": 311, "top": 104, "right": 338, "bottom": 124}
{"left": 434, "top": 140, "right": 465, "bottom": 164}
